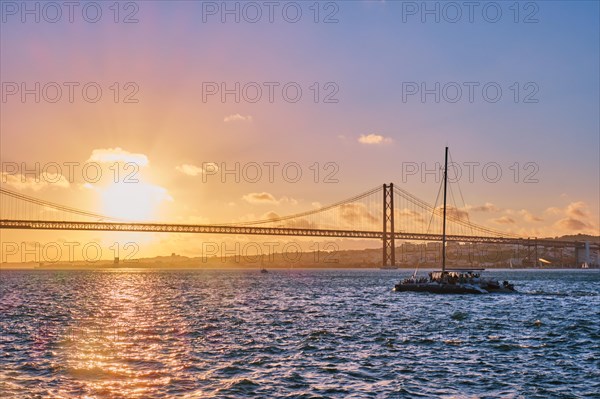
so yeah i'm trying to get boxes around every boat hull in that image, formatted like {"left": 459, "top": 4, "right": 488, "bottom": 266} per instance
{"left": 394, "top": 283, "right": 487, "bottom": 294}
{"left": 394, "top": 281, "right": 516, "bottom": 294}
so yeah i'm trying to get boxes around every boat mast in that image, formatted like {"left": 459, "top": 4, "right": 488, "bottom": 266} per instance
{"left": 442, "top": 146, "right": 448, "bottom": 273}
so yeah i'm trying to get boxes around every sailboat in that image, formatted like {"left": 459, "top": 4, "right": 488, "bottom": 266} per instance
{"left": 393, "top": 147, "right": 516, "bottom": 294}
{"left": 260, "top": 254, "right": 268, "bottom": 273}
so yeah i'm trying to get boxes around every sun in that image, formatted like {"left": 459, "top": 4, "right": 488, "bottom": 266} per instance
{"left": 100, "top": 182, "right": 169, "bottom": 221}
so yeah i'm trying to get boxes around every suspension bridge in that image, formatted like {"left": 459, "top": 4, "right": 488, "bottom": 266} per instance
{"left": 0, "top": 185, "right": 595, "bottom": 266}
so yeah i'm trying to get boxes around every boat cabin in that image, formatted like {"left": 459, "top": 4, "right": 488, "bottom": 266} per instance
{"left": 429, "top": 269, "right": 484, "bottom": 283}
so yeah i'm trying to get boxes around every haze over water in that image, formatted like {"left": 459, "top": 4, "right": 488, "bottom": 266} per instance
{"left": 1, "top": 268, "right": 598, "bottom": 398}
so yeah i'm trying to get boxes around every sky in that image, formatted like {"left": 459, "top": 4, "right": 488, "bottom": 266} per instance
{"left": 1, "top": 1, "right": 599, "bottom": 261}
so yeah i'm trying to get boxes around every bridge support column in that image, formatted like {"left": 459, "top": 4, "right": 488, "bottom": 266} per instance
{"left": 383, "top": 183, "right": 395, "bottom": 267}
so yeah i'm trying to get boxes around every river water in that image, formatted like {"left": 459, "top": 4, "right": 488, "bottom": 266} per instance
{"left": 1, "top": 269, "right": 598, "bottom": 398}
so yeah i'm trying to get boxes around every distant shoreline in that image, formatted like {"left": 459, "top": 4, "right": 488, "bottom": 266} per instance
{"left": 1, "top": 264, "right": 597, "bottom": 271}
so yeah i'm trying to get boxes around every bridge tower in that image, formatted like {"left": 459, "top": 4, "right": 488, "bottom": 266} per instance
{"left": 575, "top": 241, "right": 591, "bottom": 266}
{"left": 382, "top": 183, "right": 395, "bottom": 267}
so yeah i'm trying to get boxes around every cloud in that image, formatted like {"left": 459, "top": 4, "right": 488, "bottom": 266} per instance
{"left": 492, "top": 216, "right": 516, "bottom": 225}
{"left": 1, "top": 172, "right": 70, "bottom": 191}
{"left": 242, "top": 192, "right": 278, "bottom": 204}
{"left": 224, "top": 114, "right": 253, "bottom": 123}
{"left": 434, "top": 205, "right": 469, "bottom": 220}
{"left": 87, "top": 147, "right": 149, "bottom": 166}
{"left": 285, "top": 217, "right": 315, "bottom": 229}
{"left": 176, "top": 164, "right": 203, "bottom": 177}
{"left": 175, "top": 163, "right": 218, "bottom": 176}
{"left": 338, "top": 203, "right": 378, "bottom": 225}
{"left": 358, "top": 134, "right": 392, "bottom": 145}
{"left": 447, "top": 206, "right": 469, "bottom": 220}
{"left": 261, "top": 211, "right": 280, "bottom": 220}
{"left": 397, "top": 208, "right": 425, "bottom": 223}
{"left": 242, "top": 192, "right": 298, "bottom": 206}
{"left": 545, "top": 207, "right": 562, "bottom": 215}
{"left": 176, "top": 164, "right": 201, "bottom": 177}
{"left": 470, "top": 202, "right": 499, "bottom": 213}
{"left": 566, "top": 201, "right": 589, "bottom": 218}
{"left": 519, "top": 209, "right": 543, "bottom": 222}
{"left": 545, "top": 201, "right": 596, "bottom": 234}
{"left": 554, "top": 217, "right": 594, "bottom": 232}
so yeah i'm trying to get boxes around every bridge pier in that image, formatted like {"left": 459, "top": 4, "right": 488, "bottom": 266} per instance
{"left": 575, "top": 242, "right": 591, "bottom": 266}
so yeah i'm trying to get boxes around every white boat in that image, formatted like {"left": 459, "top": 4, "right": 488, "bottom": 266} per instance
{"left": 393, "top": 147, "right": 516, "bottom": 294}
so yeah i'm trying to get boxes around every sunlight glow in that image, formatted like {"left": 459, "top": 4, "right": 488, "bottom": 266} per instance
{"left": 100, "top": 183, "right": 170, "bottom": 221}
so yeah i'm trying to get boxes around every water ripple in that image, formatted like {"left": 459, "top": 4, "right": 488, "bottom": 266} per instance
{"left": 0, "top": 269, "right": 598, "bottom": 398}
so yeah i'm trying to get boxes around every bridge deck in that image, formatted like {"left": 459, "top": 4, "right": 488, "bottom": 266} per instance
{"left": 0, "top": 219, "right": 589, "bottom": 248}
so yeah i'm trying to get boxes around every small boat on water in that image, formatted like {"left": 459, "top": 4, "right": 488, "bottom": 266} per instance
{"left": 393, "top": 147, "right": 516, "bottom": 294}
{"left": 394, "top": 269, "right": 515, "bottom": 294}
{"left": 260, "top": 254, "right": 268, "bottom": 273}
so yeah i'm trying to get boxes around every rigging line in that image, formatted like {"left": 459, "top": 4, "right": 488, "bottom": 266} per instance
{"left": 446, "top": 172, "right": 466, "bottom": 234}
{"left": 392, "top": 185, "right": 521, "bottom": 238}
{"left": 448, "top": 150, "right": 474, "bottom": 235}
{"left": 395, "top": 186, "right": 518, "bottom": 237}
{"left": 425, "top": 168, "right": 444, "bottom": 235}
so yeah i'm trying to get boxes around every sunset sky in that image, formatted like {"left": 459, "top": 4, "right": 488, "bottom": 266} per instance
{"left": 1, "top": 1, "right": 598, "bottom": 260}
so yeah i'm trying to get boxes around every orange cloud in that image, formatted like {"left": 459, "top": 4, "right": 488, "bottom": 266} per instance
{"left": 87, "top": 147, "right": 149, "bottom": 166}
{"left": 338, "top": 203, "right": 378, "bottom": 225}
{"left": 242, "top": 192, "right": 297, "bottom": 206}
{"left": 358, "top": 134, "right": 392, "bottom": 145}
{"left": 566, "top": 201, "right": 589, "bottom": 218}
{"left": 519, "top": 209, "right": 543, "bottom": 222}
{"left": 554, "top": 217, "right": 594, "bottom": 232}
{"left": 492, "top": 216, "right": 516, "bottom": 225}
{"left": 175, "top": 163, "right": 218, "bottom": 177}
{"left": 470, "top": 202, "right": 499, "bottom": 212}
{"left": 434, "top": 205, "right": 469, "bottom": 220}
{"left": 1, "top": 172, "right": 70, "bottom": 191}
{"left": 224, "top": 114, "right": 253, "bottom": 123}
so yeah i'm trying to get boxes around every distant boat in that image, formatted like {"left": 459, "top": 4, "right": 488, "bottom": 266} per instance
{"left": 393, "top": 147, "right": 516, "bottom": 294}
{"left": 260, "top": 254, "right": 268, "bottom": 273}
{"left": 380, "top": 265, "right": 399, "bottom": 270}
{"left": 582, "top": 262, "right": 589, "bottom": 269}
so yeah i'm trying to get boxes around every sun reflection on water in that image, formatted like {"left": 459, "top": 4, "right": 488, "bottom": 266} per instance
{"left": 53, "top": 271, "right": 192, "bottom": 398}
